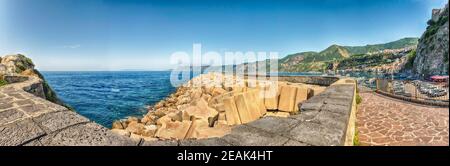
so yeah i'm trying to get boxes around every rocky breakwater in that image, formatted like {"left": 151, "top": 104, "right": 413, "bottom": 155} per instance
{"left": 111, "top": 73, "right": 327, "bottom": 142}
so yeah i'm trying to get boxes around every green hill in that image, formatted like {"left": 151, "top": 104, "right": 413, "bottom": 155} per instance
{"left": 280, "top": 37, "right": 419, "bottom": 72}
{"left": 343, "top": 37, "right": 419, "bottom": 55}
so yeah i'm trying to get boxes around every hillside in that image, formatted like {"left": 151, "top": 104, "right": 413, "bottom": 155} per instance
{"left": 344, "top": 37, "right": 419, "bottom": 55}
{"left": 204, "top": 37, "right": 419, "bottom": 73}
{"left": 280, "top": 37, "right": 419, "bottom": 72}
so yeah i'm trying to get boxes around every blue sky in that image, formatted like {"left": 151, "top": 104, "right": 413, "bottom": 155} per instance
{"left": 0, "top": 0, "right": 447, "bottom": 71}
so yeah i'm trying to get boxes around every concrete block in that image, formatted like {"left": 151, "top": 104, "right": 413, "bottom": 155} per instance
{"left": 211, "top": 87, "right": 227, "bottom": 97}
{"left": 294, "top": 86, "right": 309, "bottom": 112}
{"left": 222, "top": 96, "right": 241, "bottom": 125}
{"left": 185, "top": 98, "right": 219, "bottom": 121}
{"left": 186, "top": 119, "right": 231, "bottom": 139}
{"left": 185, "top": 119, "right": 209, "bottom": 139}
{"left": 264, "top": 85, "right": 279, "bottom": 110}
{"left": 250, "top": 88, "right": 267, "bottom": 116}
{"left": 243, "top": 92, "right": 260, "bottom": 120}
{"left": 233, "top": 93, "right": 254, "bottom": 123}
{"left": 218, "top": 112, "right": 226, "bottom": 121}
{"left": 278, "top": 85, "right": 297, "bottom": 112}
{"left": 155, "top": 120, "right": 192, "bottom": 140}
{"left": 212, "top": 103, "right": 226, "bottom": 113}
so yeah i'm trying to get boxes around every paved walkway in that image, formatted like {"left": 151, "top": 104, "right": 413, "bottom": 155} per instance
{"left": 356, "top": 91, "right": 449, "bottom": 146}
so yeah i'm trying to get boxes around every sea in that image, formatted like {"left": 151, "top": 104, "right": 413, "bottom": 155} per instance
{"left": 41, "top": 71, "right": 177, "bottom": 128}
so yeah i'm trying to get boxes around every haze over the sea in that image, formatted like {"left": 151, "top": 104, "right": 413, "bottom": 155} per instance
{"left": 0, "top": 0, "right": 447, "bottom": 71}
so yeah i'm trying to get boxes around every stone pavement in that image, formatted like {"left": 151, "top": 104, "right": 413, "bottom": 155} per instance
{"left": 0, "top": 76, "right": 138, "bottom": 146}
{"left": 0, "top": 86, "right": 138, "bottom": 146}
{"left": 356, "top": 91, "right": 449, "bottom": 146}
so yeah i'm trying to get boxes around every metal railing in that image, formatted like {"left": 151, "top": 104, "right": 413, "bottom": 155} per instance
{"left": 376, "top": 79, "right": 449, "bottom": 102}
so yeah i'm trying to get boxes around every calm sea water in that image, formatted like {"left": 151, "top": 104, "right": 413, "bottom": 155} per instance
{"left": 41, "top": 71, "right": 176, "bottom": 128}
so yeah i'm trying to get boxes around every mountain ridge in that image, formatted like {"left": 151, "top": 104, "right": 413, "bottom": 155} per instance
{"left": 279, "top": 37, "right": 419, "bottom": 72}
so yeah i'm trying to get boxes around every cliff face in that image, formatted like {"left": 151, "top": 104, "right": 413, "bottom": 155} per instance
{"left": 0, "top": 54, "right": 64, "bottom": 106}
{"left": 413, "top": 4, "right": 449, "bottom": 78}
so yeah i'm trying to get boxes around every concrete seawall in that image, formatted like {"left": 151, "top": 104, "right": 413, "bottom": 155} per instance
{"left": 0, "top": 74, "right": 357, "bottom": 146}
